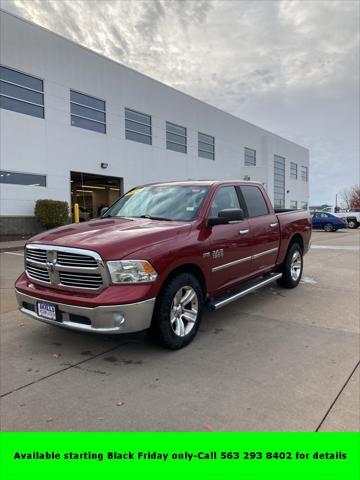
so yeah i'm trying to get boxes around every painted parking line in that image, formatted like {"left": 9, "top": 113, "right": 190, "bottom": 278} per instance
{"left": 2, "top": 251, "right": 24, "bottom": 256}
{"left": 301, "top": 276, "right": 318, "bottom": 285}
{"left": 311, "top": 245, "right": 359, "bottom": 251}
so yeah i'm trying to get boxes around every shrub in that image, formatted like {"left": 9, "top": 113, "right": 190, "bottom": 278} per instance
{"left": 34, "top": 199, "right": 69, "bottom": 229}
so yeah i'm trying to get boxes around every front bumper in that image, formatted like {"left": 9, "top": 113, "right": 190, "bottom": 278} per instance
{"left": 15, "top": 289, "right": 155, "bottom": 334}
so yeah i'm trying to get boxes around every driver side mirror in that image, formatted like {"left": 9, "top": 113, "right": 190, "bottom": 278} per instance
{"left": 207, "top": 208, "right": 244, "bottom": 227}
{"left": 100, "top": 207, "right": 109, "bottom": 217}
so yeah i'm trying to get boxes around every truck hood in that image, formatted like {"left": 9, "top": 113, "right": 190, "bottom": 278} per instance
{"left": 28, "top": 218, "right": 192, "bottom": 260}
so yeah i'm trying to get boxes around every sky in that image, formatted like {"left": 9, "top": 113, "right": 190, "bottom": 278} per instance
{"left": 1, "top": 0, "right": 359, "bottom": 205}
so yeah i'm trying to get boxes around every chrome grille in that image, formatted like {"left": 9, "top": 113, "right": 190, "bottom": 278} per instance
{"left": 57, "top": 251, "right": 98, "bottom": 268}
{"left": 59, "top": 271, "right": 103, "bottom": 289}
{"left": 25, "top": 245, "right": 107, "bottom": 290}
{"left": 26, "top": 248, "right": 47, "bottom": 263}
{"left": 26, "top": 262, "right": 50, "bottom": 283}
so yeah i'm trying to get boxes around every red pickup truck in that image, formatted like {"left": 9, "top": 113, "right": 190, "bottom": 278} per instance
{"left": 15, "top": 181, "right": 311, "bottom": 349}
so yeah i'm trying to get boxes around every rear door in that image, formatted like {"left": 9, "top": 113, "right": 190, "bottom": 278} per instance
{"left": 206, "top": 185, "right": 252, "bottom": 292}
{"left": 239, "top": 185, "right": 280, "bottom": 274}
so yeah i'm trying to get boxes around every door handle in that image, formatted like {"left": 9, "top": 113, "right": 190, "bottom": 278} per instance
{"left": 239, "top": 229, "right": 249, "bottom": 235}
{"left": 269, "top": 223, "right": 278, "bottom": 228}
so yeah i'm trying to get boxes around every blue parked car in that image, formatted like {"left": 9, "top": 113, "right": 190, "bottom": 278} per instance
{"left": 312, "top": 211, "right": 347, "bottom": 232}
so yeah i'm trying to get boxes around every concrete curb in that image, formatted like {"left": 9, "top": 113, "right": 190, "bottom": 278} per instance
{"left": 0, "top": 246, "right": 25, "bottom": 253}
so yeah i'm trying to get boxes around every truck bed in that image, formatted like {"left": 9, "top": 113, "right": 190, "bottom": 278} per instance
{"left": 275, "top": 209, "right": 312, "bottom": 263}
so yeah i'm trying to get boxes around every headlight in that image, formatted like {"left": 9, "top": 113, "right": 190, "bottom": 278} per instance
{"left": 107, "top": 260, "right": 158, "bottom": 284}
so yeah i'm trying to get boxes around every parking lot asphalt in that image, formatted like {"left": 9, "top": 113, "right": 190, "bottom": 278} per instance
{"left": 0, "top": 230, "right": 359, "bottom": 432}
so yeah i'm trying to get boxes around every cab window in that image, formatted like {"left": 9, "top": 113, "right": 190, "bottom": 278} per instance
{"left": 240, "top": 185, "right": 269, "bottom": 217}
{"left": 209, "top": 186, "right": 240, "bottom": 217}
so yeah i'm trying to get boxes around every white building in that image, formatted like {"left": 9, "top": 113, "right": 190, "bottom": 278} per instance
{"left": 0, "top": 9, "right": 309, "bottom": 234}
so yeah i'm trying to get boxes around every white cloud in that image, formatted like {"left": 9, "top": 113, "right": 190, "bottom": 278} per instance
{"left": 1, "top": 0, "right": 359, "bottom": 204}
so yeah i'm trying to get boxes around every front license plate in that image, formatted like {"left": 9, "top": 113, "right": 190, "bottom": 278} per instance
{"left": 37, "top": 302, "right": 57, "bottom": 321}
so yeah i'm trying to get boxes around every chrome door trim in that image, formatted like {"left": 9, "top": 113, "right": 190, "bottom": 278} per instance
{"left": 212, "top": 256, "right": 252, "bottom": 272}
{"left": 212, "top": 246, "right": 279, "bottom": 272}
{"left": 252, "top": 247, "right": 278, "bottom": 259}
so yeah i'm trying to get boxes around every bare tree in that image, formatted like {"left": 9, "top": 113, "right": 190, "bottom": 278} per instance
{"left": 349, "top": 185, "right": 360, "bottom": 209}
{"left": 339, "top": 187, "right": 352, "bottom": 209}
{"left": 340, "top": 185, "right": 360, "bottom": 210}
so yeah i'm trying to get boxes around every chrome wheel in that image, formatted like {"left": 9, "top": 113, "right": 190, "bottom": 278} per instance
{"left": 290, "top": 251, "right": 302, "bottom": 281}
{"left": 170, "top": 286, "right": 198, "bottom": 337}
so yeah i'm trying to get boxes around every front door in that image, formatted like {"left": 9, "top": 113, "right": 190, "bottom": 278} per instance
{"left": 206, "top": 186, "right": 252, "bottom": 292}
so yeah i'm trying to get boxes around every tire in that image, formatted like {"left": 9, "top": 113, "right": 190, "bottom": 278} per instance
{"left": 323, "top": 223, "right": 334, "bottom": 232}
{"left": 151, "top": 273, "right": 203, "bottom": 349}
{"left": 277, "top": 243, "right": 303, "bottom": 289}
{"left": 347, "top": 218, "right": 359, "bottom": 229}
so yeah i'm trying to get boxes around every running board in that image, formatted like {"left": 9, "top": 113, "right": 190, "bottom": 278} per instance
{"left": 208, "top": 272, "right": 282, "bottom": 310}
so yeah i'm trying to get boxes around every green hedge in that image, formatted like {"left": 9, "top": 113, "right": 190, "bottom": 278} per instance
{"left": 34, "top": 199, "right": 69, "bottom": 229}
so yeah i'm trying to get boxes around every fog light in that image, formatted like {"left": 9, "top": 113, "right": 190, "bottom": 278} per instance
{"left": 114, "top": 313, "right": 125, "bottom": 327}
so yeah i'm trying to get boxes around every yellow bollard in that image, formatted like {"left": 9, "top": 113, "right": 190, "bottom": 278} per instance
{"left": 74, "top": 203, "right": 80, "bottom": 223}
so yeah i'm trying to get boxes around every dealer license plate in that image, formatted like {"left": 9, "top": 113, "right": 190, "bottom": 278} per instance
{"left": 37, "top": 302, "right": 57, "bottom": 321}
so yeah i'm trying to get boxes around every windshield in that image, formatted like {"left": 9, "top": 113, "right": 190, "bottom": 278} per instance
{"left": 104, "top": 185, "right": 210, "bottom": 221}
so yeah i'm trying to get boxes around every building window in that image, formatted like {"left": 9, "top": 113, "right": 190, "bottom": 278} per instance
{"left": 274, "top": 154, "right": 286, "bottom": 209}
{"left": 70, "top": 90, "right": 106, "bottom": 134}
{"left": 301, "top": 166, "right": 308, "bottom": 182}
{"left": 198, "top": 132, "right": 215, "bottom": 160}
{"left": 244, "top": 147, "right": 256, "bottom": 166}
{"left": 125, "top": 108, "right": 152, "bottom": 145}
{"left": 290, "top": 162, "right": 298, "bottom": 179}
{"left": 0, "top": 65, "right": 44, "bottom": 119}
{"left": 0, "top": 170, "right": 46, "bottom": 186}
{"left": 290, "top": 200, "right": 298, "bottom": 209}
{"left": 166, "top": 122, "right": 187, "bottom": 154}
{"left": 301, "top": 202, "right": 308, "bottom": 209}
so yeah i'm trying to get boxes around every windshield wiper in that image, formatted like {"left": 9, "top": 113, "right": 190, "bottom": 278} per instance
{"left": 138, "top": 215, "right": 171, "bottom": 221}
